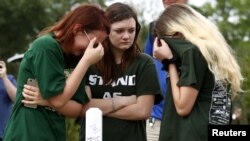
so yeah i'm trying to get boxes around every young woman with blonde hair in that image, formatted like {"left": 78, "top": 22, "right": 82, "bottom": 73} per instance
{"left": 153, "top": 4, "right": 243, "bottom": 141}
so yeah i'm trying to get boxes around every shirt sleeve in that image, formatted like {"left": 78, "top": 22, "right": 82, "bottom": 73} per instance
{"left": 72, "top": 77, "right": 89, "bottom": 104}
{"left": 8, "top": 75, "right": 17, "bottom": 86}
{"left": 136, "top": 55, "right": 162, "bottom": 104}
{"left": 177, "top": 48, "right": 208, "bottom": 91}
{"left": 31, "top": 45, "right": 66, "bottom": 99}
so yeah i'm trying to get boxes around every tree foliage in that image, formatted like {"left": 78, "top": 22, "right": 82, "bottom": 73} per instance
{"left": 0, "top": 0, "right": 48, "bottom": 58}
{"left": 0, "top": 0, "right": 90, "bottom": 59}
{"left": 0, "top": 0, "right": 92, "bottom": 75}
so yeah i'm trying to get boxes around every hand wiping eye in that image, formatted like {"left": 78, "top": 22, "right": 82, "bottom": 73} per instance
{"left": 84, "top": 30, "right": 98, "bottom": 48}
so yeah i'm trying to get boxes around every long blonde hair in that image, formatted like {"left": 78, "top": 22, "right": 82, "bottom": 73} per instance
{"left": 155, "top": 4, "right": 243, "bottom": 96}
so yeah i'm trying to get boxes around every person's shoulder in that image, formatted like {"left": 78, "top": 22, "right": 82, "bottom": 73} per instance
{"left": 137, "top": 53, "right": 153, "bottom": 60}
{"left": 182, "top": 43, "right": 200, "bottom": 54}
{"left": 33, "top": 33, "right": 57, "bottom": 45}
{"left": 148, "top": 21, "right": 157, "bottom": 42}
{"left": 30, "top": 33, "right": 59, "bottom": 51}
{"left": 181, "top": 43, "right": 204, "bottom": 61}
{"left": 163, "top": 38, "right": 198, "bottom": 54}
{"left": 7, "top": 74, "right": 16, "bottom": 81}
{"left": 134, "top": 53, "right": 156, "bottom": 69}
{"left": 149, "top": 21, "right": 156, "bottom": 27}
{"left": 7, "top": 74, "right": 14, "bottom": 78}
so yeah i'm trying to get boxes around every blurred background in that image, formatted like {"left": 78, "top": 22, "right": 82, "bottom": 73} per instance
{"left": 1, "top": 0, "right": 249, "bottom": 140}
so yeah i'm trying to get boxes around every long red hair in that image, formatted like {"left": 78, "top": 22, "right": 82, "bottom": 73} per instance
{"left": 39, "top": 3, "right": 110, "bottom": 54}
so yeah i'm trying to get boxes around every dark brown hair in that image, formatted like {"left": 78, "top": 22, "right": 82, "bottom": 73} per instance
{"left": 39, "top": 3, "right": 110, "bottom": 54}
{"left": 96, "top": 2, "right": 141, "bottom": 84}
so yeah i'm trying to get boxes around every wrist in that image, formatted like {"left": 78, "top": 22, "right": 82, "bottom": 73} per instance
{"left": 167, "top": 55, "right": 173, "bottom": 60}
{"left": 161, "top": 56, "right": 178, "bottom": 71}
{"left": 1, "top": 74, "right": 8, "bottom": 80}
{"left": 80, "top": 57, "right": 91, "bottom": 68}
{"left": 111, "top": 98, "right": 116, "bottom": 112}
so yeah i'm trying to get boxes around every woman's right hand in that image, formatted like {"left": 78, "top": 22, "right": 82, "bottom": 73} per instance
{"left": 83, "top": 37, "right": 104, "bottom": 65}
{"left": 153, "top": 37, "right": 173, "bottom": 60}
{"left": 0, "top": 61, "right": 7, "bottom": 78}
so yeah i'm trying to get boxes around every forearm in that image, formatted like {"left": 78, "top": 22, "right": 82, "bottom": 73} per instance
{"left": 22, "top": 96, "right": 84, "bottom": 118}
{"left": 55, "top": 100, "right": 83, "bottom": 118}
{"left": 81, "top": 98, "right": 127, "bottom": 116}
{"left": 169, "top": 64, "right": 198, "bottom": 116}
{"left": 168, "top": 64, "right": 181, "bottom": 108}
{"left": 107, "top": 95, "right": 154, "bottom": 120}
{"left": 81, "top": 98, "right": 115, "bottom": 116}
{"left": 22, "top": 82, "right": 88, "bottom": 117}
{"left": 49, "top": 58, "right": 90, "bottom": 108}
{"left": 2, "top": 75, "right": 16, "bottom": 102}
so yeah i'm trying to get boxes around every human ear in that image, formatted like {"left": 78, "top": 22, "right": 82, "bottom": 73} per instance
{"left": 72, "top": 24, "right": 82, "bottom": 35}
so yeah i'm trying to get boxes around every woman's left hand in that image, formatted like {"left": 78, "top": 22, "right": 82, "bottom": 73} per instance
{"left": 153, "top": 37, "right": 173, "bottom": 60}
{"left": 0, "top": 61, "right": 7, "bottom": 78}
{"left": 22, "top": 84, "right": 49, "bottom": 106}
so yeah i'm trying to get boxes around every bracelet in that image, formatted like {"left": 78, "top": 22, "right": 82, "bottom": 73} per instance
{"left": 161, "top": 56, "right": 178, "bottom": 71}
{"left": 111, "top": 98, "right": 116, "bottom": 112}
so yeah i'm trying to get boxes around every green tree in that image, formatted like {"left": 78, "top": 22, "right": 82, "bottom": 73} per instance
{"left": 0, "top": 0, "right": 49, "bottom": 58}
{"left": 0, "top": 0, "right": 88, "bottom": 75}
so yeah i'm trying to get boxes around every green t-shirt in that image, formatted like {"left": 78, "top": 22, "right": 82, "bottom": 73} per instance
{"left": 159, "top": 38, "right": 232, "bottom": 141}
{"left": 3, "top": 33, "right": 88, "bottom": 141}
{"left": 79, "top": 53, "right": 162, "bottom": 141}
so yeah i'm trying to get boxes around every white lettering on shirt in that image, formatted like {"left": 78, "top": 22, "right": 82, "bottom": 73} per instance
{"left": 89, "top": 75, "right": 136, "bottom": 87}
